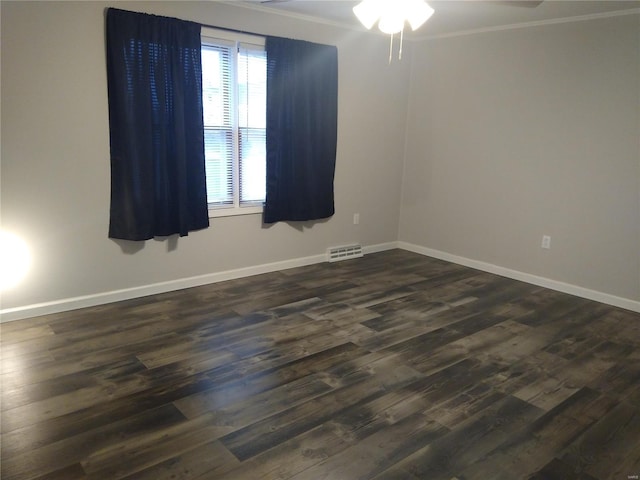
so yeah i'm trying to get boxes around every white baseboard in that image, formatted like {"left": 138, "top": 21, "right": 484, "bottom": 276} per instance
{"left": 0, "top": 242, "right": 399, "bottom": 323}
{"left": 363, "top": 241, "right": 399, "bottom": 255}
{"left": 3, "top": 240, "right": 636, "bottom": 322}
{"left": 398, "top": 241, "right": 640, "bottom": 314}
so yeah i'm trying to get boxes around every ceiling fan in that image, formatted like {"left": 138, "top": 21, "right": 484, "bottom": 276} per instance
{"left": 258, "top": 0, "right": 544, "bottom": 61}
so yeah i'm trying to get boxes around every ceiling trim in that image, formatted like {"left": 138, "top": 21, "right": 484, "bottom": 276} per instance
{"left": 417, "top": 7, "right": 640, "bottom": 40}
{"left": 218, "top": 1, "right": 364, "bottom": 32}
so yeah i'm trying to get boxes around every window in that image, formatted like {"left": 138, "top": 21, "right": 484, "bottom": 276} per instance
{"left": 201, "top": 28, "right": 266, "bottom": 217}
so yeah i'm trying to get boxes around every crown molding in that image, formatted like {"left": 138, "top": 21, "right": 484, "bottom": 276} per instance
{"left": 416, "top": 7, "right": 640, "bottom": 41}
{"left": 218, "top": 1, "right": 365, "bottom": 32}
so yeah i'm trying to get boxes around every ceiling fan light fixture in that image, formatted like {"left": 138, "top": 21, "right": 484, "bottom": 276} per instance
{"left": 406, "top": 0, "right": 434, "bottom": 31}
{"left": 352, "top": 0, "right": 381, "bottom": 30}
{"left": 353, "top": 0, "right": 433, "bottom": 33}
{"left": 377, "top": 10, "right": 405, "bottom": 34}
{"left": 354, "top": 0, "right": 434, "bottom": 62}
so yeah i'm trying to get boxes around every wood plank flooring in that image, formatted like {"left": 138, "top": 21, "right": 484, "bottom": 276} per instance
{"left": 1, "top": 249, "right": 639, "bottom": 480}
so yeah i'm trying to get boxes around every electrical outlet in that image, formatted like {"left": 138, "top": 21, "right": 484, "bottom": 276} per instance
{"left": 541, "top": 235, "right": 551, "bottom": 249}
{"left": 353, "top": 213, "right": 360, "bottom": 225}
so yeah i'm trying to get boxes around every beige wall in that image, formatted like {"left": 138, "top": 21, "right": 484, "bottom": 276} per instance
{"left": 1, "top": 1, "right": 410, "bottom": 310}
{"left": 400, "top": 13, "right": 640, "bottom": 302}
{"left": 2, "top": 2, "right": 638, "bottom": 315}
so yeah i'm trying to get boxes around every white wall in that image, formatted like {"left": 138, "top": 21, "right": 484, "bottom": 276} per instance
{"left": 0, "top": 1, "right": 411, "bottom": 313}
{"left": 400, "top": 13, "right": 640, "bottom": 303}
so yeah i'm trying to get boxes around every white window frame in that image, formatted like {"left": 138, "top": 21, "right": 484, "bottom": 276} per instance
{"left": 201, "top": 27, "right": 266, "bottom": 218}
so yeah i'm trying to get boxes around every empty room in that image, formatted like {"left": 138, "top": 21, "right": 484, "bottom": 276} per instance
{"left": 1, "top": 1, "right": 639, "bottom": 479}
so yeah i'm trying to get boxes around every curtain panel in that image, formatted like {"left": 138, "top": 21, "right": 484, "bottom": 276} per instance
{"left": 106, "top": 8, "right": 209, "bottom": 240}
{"left": 263, "top": 37, "right": 338, "bottom": 224}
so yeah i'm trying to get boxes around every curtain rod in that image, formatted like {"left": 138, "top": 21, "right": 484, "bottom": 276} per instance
{"left": 199, "top": 22, "right": 264, "bottom": 38}
{"left": 106, "top": 7, "right": 268, "bottom": 38}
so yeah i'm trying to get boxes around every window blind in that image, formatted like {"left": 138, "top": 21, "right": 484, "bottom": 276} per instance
{"left": 202, "top": 43, "right": 233, "bottom": 206}
{"left": 201, "top": 35, "right": 266, "bottom": 210}
{"left": 238, "top": 46, "right": 266, "bottom": 205}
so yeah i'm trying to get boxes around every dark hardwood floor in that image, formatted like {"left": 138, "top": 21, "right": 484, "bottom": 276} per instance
{"left": 1, "top": 249, "right": 639, "bottom": 480}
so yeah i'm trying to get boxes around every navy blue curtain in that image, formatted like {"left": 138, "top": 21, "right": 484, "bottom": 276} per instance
{"left": 263, "top": 37, "right": 338, "bottom": 224}
{"left": 106, "top": 8, "right": 209, "bottom": 240}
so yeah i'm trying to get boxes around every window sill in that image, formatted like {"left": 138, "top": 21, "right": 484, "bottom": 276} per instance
{"left": 208, "top": 205, "right": 263, "bottom": 218}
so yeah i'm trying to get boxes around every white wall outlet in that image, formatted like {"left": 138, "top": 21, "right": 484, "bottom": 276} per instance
{"left": 353, "top": 213, "right": 360, "bottom": 225}
{"left": 541, "top": 235, "right": 551, "bottom": 249}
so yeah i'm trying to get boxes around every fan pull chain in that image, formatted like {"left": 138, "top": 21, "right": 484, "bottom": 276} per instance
{"left": 388, "top": 26, "right": 405, "bottom": 64}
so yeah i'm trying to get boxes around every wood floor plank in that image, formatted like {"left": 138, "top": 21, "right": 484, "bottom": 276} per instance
{"left": 1, "top": 357, "right": 149, "bottom": 412}
{"left": 307, "top": 304, "right": 381, "bottom": 325}
{"left": 410, "top": 319, "right": 532, "bottom": 379}
{"left": 119, "top": 439, "right": 240, "bottom": 480}
{"left": 1, "top": 370, "right": 216, "bottom": 457}
{"left": 213, "top": 423, "right": 350, "bottom": 480}
{"left": 1, "top": 249, "right": 638, "bottom": 480}
{"left": 588, "top": 358, "right": 640, "bottom": 400}
{"left": 219, "top": 357, "right": 424, "bottom": 461}
{"left": 0, "top": 324, "right": 55, "bottom": 344}
{"left": 376, "top": 395, "right": 544, "bottom": 479}
{"left": 287, "top": 412, "right": 449, "bottom": 480}
{"left": 1, "top": 404, "right": 186, "bottom": 480}
{"left": 31, "top": 463, "right": 88, "bottom": 480}
{"left": 174, "top": 342, "right": 366, "bottom": 419}
{"left": 179, "top": 373, "right": 334, "bottom": 427}
{"left": 455, "top": 387, "right": 616, "bottom": 480}
{"left": 1, "top": 357, "right": 155, "bottom": 433}
{"left": 529, "top": 457, "right": 599, "bottom": 480}
{"left": 560, "top": 401, "right": 640, "bottom": 479}
{"left": 80, "top": 414, "right": 235, "bottom": 479}
{"left": 425, "top": 383, "right": 507, "bottom": 429}
{"left": 0, "top": 331, "right": 182, "bottom": 385}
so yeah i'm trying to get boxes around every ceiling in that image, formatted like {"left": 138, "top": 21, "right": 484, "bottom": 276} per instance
{"left": 235, "top": 0, "right": 640, "bottom": 38}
